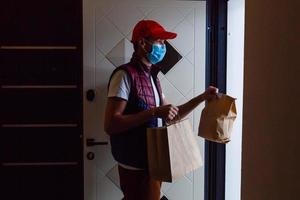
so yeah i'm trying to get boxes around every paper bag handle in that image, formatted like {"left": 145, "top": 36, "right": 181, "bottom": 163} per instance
{"left": 165, "top": 113, "right": 182, "bottom": 126}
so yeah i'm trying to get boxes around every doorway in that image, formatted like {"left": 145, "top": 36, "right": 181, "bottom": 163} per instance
{"left": 83, "top": 0, "right": 206, "bottom": 199}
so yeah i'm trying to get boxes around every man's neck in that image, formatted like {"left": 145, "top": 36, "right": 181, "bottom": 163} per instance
{"left": 131, "top": 52, "right": 152, "bottom": 72}
{"left": 140, "top": 57, "right": 152, "bottom": 70}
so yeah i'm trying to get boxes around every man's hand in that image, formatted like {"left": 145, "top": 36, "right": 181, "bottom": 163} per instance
{"left": 202, "top": 86, "right": 219, "bottom": 101}
{"left": 154, "top": 104, "right": 179, "bottom": 121}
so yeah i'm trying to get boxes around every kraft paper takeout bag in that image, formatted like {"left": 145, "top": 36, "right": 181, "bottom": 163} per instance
{"left": 198, "top": 94, "right": 237, "bottom": 143}
{"left": 147, "top": 119, "right": 202, "bottom": 182}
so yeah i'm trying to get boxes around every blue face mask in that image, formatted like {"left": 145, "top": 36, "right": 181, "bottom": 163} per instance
{"left": 147, "top": 43, "right": 166, "bottom": 64}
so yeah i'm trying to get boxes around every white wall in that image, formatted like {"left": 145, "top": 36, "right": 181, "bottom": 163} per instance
{"left": 226, "top": 0, "right": 245, "bottom": 200}
{"left": 242, "top": 1, "right": 300, "bottom": 200}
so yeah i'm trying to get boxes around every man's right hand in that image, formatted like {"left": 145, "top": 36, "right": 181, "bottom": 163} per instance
{"left": 154, "top": 104, "right": 179, "bottom": 121}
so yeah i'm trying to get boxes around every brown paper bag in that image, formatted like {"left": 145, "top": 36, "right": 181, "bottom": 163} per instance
{"left": 198, "top": 94, "right": 237, "bottom": 143}
{"left": 147, "top": 119, "right": 203, "bottom": 182}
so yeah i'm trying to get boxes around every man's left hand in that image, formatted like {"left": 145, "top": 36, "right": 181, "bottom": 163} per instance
{"left": 203, "top": 86, "right": 219, "bottom": 101}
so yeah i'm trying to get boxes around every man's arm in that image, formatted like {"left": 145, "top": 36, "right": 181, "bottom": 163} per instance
{"left": 104, "top": 97, "right": 154, "bottom": 134}
{"left": 177, "top": 94, "right": 206, "bottom": 119}
{"left": 104, "top": 97, "right": 179, "bottom": 135}
{"left": 162, "top": 86, "right": 218, "bottom": 120}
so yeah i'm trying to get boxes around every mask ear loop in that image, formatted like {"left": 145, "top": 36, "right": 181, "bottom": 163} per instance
{"left": 142, "top": 39, "right": 153, "bottom": 54}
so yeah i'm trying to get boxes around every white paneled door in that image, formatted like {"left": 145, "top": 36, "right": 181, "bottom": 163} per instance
{"left": 83, "top": 0, "right": 206, "bottom": 199}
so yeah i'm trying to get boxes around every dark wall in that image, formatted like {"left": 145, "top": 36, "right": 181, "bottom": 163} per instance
{"left": 242, "top": 1, "right": 300, "bottom": 200}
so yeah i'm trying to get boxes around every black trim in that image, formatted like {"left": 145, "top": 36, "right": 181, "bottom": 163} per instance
{"left": 205, "top": 0, "right": 228, "bottom": 200}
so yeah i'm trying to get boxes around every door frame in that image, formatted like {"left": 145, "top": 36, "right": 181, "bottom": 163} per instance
{"left": 205, "top": 0, "right": 227, "bottom": 200}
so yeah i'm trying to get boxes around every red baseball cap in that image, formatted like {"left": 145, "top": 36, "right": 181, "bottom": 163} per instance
{"left": 131, "top": 20, "right": 177, "bottom": 43}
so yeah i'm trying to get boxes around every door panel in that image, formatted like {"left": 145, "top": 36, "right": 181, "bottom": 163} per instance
{"left": 1, "top": 89, "right": 80, "bottom": 124}
{"left": 0, "top": 50, "right": 81, "bottom": 85}
{"left": 1, "top": 127, "right": 81, "bottom": 162}
{"left": 84, "top": 0, "right": 206, "bottom": 200}
{"left": 2, "top": 166, "right": 82, "bottom": 200}
{"left": 0, "top": 0, "right": 83, "bottom": 199}
{"left": 0, "top": 0, "right": 81, "bottom": 45}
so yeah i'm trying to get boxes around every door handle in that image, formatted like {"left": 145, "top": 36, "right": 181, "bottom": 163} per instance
{"left": 86, "top": 138, "right": 108, "bottom": 146}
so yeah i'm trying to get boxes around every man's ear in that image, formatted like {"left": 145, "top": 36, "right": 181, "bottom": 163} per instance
{"left": 138, "top": 38, "right": 146, "bottom": 47}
